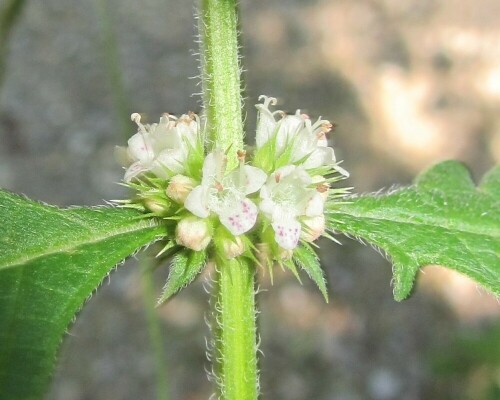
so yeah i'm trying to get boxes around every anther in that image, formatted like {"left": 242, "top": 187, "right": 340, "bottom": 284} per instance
{"left": 237, "top": 150, "right": 246, "bottom": 163}
{"left": 316, "top": 183, "right": 329, "bottom": 193}
{"left": 215, "top": 182, "right": 224, "bottom": 192}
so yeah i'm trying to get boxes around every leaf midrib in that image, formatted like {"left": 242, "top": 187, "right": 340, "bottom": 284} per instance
{"left": 328, "top": 209, "right": 500, "bottom": 239}
{"left": 0, "top": 219, "right": 161, "bottom": 270}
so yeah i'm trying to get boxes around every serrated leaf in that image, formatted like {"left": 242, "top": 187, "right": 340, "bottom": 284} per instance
{"left": 293, "top": 243, "right": 328, "bottom": 302}
{"left": 0, "top": 190, "right": 165, "bottom": 400}
{"left": 327, "top": 161, "right": 500, "bottom": 301}
{"left": 158, "top": 249, "right": 207, "bottom": 303}
{"left": 282, "top": 258, "right": 302, "bottom": 283}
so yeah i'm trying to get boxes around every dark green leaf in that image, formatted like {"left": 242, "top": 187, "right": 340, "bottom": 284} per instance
{"left": 158, "top": 249, "right": 207, "bottom": 303}
{"left": 327, "top": 161, "right": 500, "bottom": 301}
{"left": 293, "top": 243, "right": 328, "bottom": 301}
{"left": 0, "top": 190, "right": 165, "bottom": 400}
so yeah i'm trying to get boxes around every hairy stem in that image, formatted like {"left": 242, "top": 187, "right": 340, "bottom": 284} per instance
{"left": 0, "top": 0, "right": 27, "bottom": 91}
{"left": 199, "top": 0, "right": 258, "bottom": 398}
{"left": 199, "top": 0, "right": 244, "bottom": 169}
{"left": 213, "top": 258, "right": 258, "bottom": 400}
{"left": 93, "top": 0, "right": 130, "bottom": 141}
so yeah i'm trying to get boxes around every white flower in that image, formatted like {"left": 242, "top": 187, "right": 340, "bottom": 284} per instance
{"left": 259, "top": 165, "right": 325, "bottom": 250}
{"left": 115, "top": 112, "right": 200, "bottom": 182}
{"left": 184, "top": 150, "right": 267, "bottom": 236}
{"left": 256, "top": 96, "right": 347, "bottom": 171}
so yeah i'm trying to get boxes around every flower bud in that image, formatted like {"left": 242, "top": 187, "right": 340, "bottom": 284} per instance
{"left": 220, "top": 236, "right": 245, "bottom": 259}
{"left": 175, "top": 216, "right": 212, "bottom": 251}
{"left": 301, "top": 214, "right": 325, "bottom": 242}
{"left": 166, "top": 175, "right": 196, "bottom": 204}
{"left": 143, "top": 198, "right": 171, "bottom": 215}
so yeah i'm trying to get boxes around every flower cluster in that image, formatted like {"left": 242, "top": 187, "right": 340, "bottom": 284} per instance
{"left": 116, "top": 96, "right": 349, "bottom": 299}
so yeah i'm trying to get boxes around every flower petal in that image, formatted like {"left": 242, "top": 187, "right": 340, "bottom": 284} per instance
{"left": 228, "top": 165, "right": 267, "bottom": 194}
{"left": 124, "top": 161, "right": 148, "bottom": 182}
{"left": 151, "top": 124, "right": 182, "bottom": 153}
{"left": 302, "top": 146, "right": 336, "bottom": 169}
{"left": 256, "top": 96, "right": 278, "bottom": 148}
{"left": 201, "top": 150, "right": 226, "bottom": 185}
{"left": 304, "top": 192, "right": 324, "bottom": 217}
{"left": 276, "top": 114, "right": 304, "bottom": 154}
{"left": 290, "top": 127, "right": 316, "bottom": 162}
{"left": 128, "top": 132, "right": 153, "bottom": 162}
{"left": 184, "top": 185, "right": 211, "bottom": 218}
{"left": 218, "top": 198, "right": 259, "bottom": 235}
{"left": 153, "top": 149, "right": 186, "bottom": 177}
{"left": 176, "top": 114, "right": 199, "bottom": 146}
{"left": 272, "top": 217, "right": 301, "bottom": 250}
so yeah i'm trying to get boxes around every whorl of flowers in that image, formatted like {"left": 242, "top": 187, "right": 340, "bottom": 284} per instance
{"left": 116, "top": 96, "right": 349, "bottom": 301}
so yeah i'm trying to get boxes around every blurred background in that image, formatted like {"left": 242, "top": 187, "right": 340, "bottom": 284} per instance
{"left": 1, "top": 0, "right": 499, "bottom": 399}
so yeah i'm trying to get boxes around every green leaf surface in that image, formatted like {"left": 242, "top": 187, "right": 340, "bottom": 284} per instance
{"left": 0, "top": 190, "right": 165, "bottom": 400}
{"left": 327, "top": 161, "right": 500, "bottom": 301}
{"left": 293, "top": 243, "right": 329, "bottom": 302}
{"left": 158, "top": 249, "right": 207, "bottom": 303}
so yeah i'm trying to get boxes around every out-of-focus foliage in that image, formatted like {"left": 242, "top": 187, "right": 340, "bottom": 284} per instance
{"left": 432, "top": 322, "right": 500, "bottom": 400}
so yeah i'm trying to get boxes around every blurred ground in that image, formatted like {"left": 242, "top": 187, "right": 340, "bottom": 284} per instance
{"left": 0, "top": 0, "right": 499, "bottom": 399}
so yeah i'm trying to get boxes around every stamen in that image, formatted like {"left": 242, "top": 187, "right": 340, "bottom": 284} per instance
{"left": 316, "top": 183, "right": 329, "bottom": 193}
{"left": 131, "top": 113, "right": 148, "bottom": 135}
{"left": 258, "top": 95, "right": 277, "bottom": 108}
{"left": 177, "top": 113, "right": 192, "bottom": 125}
{"left": 215, "top": 182, "right": 224, "bottom": 192}
{"left": 321, "top": 122, "right": 333, "bottom": 133}
{"left": 237, "top": 150, "right": 246, "bottom": 163}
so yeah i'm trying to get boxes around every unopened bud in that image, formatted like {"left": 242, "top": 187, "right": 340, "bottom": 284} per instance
{"left": 176, "top": 216, "right": 211, "bottom": 251}
{"left": 143, "top": 198, "right": 171, "bottom": 215}
{"left": 221, "top": 236, "right": 245, "bottom": 259}
{"left": 301, "top": 215, "right": 325, "bottom": 242}
{"left": 166, "top": 175, "right": 196, "bottom": 204}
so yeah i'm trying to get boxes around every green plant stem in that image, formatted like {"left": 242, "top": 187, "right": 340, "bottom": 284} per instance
{"left": 213, "top": 258, "right": 258, "bottom": 400}
{"left": 140, "top": 257, "right": 169, "bottom": 400}
{"left": 0, "top": 0, "right": 27, "bottom": 90}
{"left": 199, "top": 0, "right": 258, "bottom": 398}
{"left": 93, "top": 0, "right": 130, "bottom": 140}
{"left": 200, "top": 0, "right": 244, "bottom": 169}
